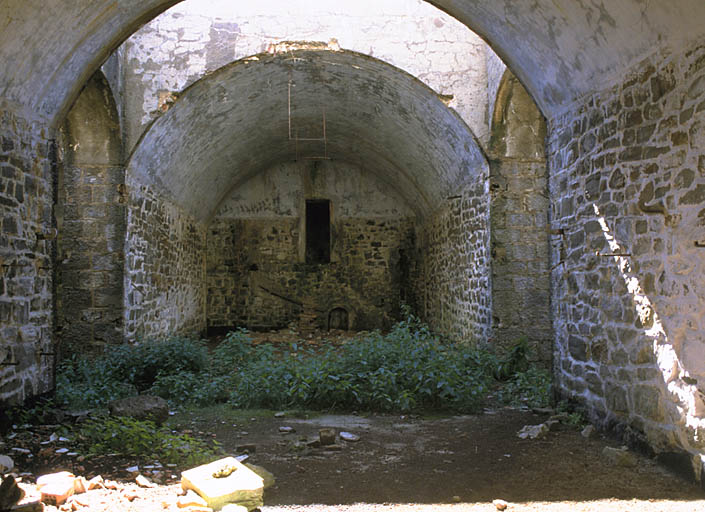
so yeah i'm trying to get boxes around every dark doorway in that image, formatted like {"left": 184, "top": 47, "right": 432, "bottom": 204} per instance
{"left": 306, "top": 199, "right": 331, "bottom": 264}
{"left": 328, "top": 307, "right": 349, "bottom": 330}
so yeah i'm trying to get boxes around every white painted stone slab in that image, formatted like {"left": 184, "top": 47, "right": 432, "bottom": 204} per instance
{"left": 181, "top": 457, "right": 263, "bottom": 511}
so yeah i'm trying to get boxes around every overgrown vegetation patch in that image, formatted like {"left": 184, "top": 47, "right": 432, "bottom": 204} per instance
{"left": 56, "top": 312, "right": 551, "bottom": 415}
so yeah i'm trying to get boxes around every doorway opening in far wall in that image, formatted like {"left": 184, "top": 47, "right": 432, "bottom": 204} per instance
{"left": 306, "top": 199, "right": 331, "bottom": 264}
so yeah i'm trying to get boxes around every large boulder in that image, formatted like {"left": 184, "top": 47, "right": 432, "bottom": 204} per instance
{"left": 108, "top": 395, "right": 169, "bottom": 425}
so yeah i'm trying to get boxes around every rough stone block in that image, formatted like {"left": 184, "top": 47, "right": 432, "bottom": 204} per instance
{"left": 36, "top": 472, "right": 76, "bottom": 506}
{"left": 108, "top": 395, "right": 169, "bottom": 425}
{"left": 601, "top": 446, "right": 637, "bottom": 467}
{"left": 0, "top": 475, "right": 25, "bottom": 510}
{"left": 181, "top": 457, "right": 264, "bottom": 511}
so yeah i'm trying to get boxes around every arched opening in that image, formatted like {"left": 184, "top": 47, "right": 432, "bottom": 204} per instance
{"left": 4, "top": 0, "right": 705, "bottom": 486}
{"left": 124, "top": 48, "right": 490, "bottom": 339}
{"left": 328, "top": 307, "right": 349, "bottom": 331}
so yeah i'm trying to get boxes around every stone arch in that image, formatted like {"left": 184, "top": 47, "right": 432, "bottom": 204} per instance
{"left": 56, "top": 70, "right": 126, "bottom": 354}
{"left": 125, "top": 49, "right": 488, "bottom": 222}
{"left": 5, "top": 1, "right": 705, "bottom": 127}
{"left": 328, "top": 307, "right": 350, "bottom": 331}
{"left": 123, "top": 49, "right": 491, "bottom": 342}
{"left": 488, "top": 69, "right": 551, "bottom": 363}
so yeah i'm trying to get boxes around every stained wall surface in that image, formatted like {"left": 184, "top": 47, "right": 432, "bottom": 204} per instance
{"left": 411, "top": 175, "right": 492, "bottom": 344}
{"left": 57, "top": 72, "right": 126, "bottom": 354}
{"left": 0, "top": 109, "right": 54, "bottom": 404}
{"left": 123, "top": 184, "right": 207, "bottom": 341}
{"left": 489, "top": 72, "right": 551, "bottom": 362}
{"left": 548, "top": 43, "right": 705, "bottom": 472}
{"left": 115, "top": 0, "right": 492, "bottom": 152}
{"left": 207, "top": 160, "right": 416, "bottom": 332}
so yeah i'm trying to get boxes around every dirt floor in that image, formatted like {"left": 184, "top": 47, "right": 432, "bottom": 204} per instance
{"left": 5, "top": 406, "right": 705, "bottom": 512}
{"left": 4, "top": 328, "right": 705, "bottom": 511}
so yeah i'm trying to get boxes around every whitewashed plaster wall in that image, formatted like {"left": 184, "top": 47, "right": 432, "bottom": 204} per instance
{"left": 114, "top": 0, "right": 493, "bottom": 153}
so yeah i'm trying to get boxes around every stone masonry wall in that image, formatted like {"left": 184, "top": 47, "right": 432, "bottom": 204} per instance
{"left": 490, "top": 73, "right": 551, "bottom": 363}
{"left": 207, "top": 160, "right": 414, "bottom": 332}
{"left": 56, "top": 160, "right": 125, "bottom": 351}
{"left": 413, "top": 175, "right": 491, "bottom": 343}
{"left": 207, "top": 217, "right": 414, "bottom": 331}
{"left": 0, "top": 108, "right": 54, "bottom": 404}
{"left": 56, "top": 72, "right": 126, "bottom": 354}
{"left": 548, "top": 42, "right": 705, "bottom": 468}
{"left": 124, "top": 185, "right": 206, "bottom": 341}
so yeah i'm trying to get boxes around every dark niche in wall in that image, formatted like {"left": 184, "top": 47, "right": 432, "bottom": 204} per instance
{"left": 328, "top": 307, "right": 349, "bottom": 330}
{"left": 306, "top": 199, "right": 331, "bottom": 264}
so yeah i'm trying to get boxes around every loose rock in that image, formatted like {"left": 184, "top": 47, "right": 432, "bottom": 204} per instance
{"left": 135, "top": 475, "right": 156, "bottom": 488}
{"left": 72, "top": 477, "right": 87, "bottom": 495}
{"left": 517, "top": 424, "right": 549, "bottom": 440}
{"left": 602, "top": 446, "right": 637, "bottom": 467}
{"left": 581, "top": 425, "right": 596, "bottom": 438}
{"left": 37, "top": 472, "right": 75, "bottom": 507}
{"left": 0, "top": 455, "right": 14, "bottom": 472}
{"left": 493, "top": 498, "right": 509, "bottom": 510}
{"left": 108, "top": 395, "right": 169, "bottom": 425}
{"left": 319, "top": 428, "right": 337, "bottom": 446}
{"left": 339, "top": 431, "right": 360, "bottom": 442}
{"left": 86, "top": 476, "right": 103, "bottom": 490}
{"left": 0, "top": 475, "right": 25, "bottom": 510}
{"left": 177, "top": 490, "right": 208, "bottom": 508}
{"left": 181, "top": 457, "right": 264, "bottom": 511}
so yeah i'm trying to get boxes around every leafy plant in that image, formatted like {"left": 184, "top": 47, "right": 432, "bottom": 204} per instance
{"left": 54, "top": 312, "right": 554, "bottom": 416}
{"left": 74, "top": 416, "right": 221, "bottom": 466}
{"left": 498, "top": 366, "right": 552, "bottom": 408}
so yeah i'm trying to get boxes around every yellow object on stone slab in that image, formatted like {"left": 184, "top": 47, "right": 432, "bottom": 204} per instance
{"left": 181, "top": 457, "right": 264, "bottom": 511}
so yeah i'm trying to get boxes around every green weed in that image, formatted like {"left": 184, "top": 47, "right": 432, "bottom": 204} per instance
{"left": 74, "top": 415, "right": 221, "bottom": 466}
{"left": 54, "top": 311, "right": 554, "bottom": 415}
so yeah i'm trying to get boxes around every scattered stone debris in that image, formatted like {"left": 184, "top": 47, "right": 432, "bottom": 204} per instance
{"left": 278, "top": 426, "right": 295, "bottom": 434}
{"left": 86, "top": 476, "right": 103, "bottom": 490}
{"left": 122, "top": 488, "right": 138, "bottom": 502}
{"left": 493, "top": 498, "right": 509, "bottom": 510}
{"left": 72, "top": 477, "right": 87, "bottom": 495}
{"left": 517, "top": 424, "right": 549, "bottom": 440}
{"left": 135, "top": 475, "right": 155, "bottom": 488}
{"left": 274, "top": 412, "right": 286, "bottom": 418}
{"left": 601, "top": 446, "right": 637, "bottom": 467}
{"left": 339, "top": 431, "right": 360, "bottom": 442}
{"left": 181, "top": 457, "right": 265, "bottom": 511}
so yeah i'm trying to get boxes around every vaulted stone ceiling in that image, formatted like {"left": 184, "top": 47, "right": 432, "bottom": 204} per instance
{"left": 2, "top": 0, "right": 705, "bottom": 124}
{"left": 127, "top": 49, "right": 486, "bottom": 221}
